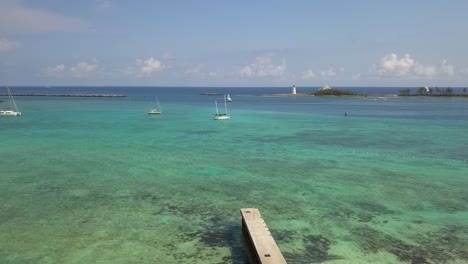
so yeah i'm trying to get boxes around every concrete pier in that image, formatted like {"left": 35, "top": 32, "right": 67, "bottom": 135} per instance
{"left": 241, "top": 208, "right": 287, "bottom": 264}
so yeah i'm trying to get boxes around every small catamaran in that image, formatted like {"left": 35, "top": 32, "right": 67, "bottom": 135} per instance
{"left": 0, "top": 87, "right": 21, "bottom": 117}
{"left": 148, "top": 97, "right": 162, "bottom": 115}
{"left": 213, "top": 94, "right": 231, "bottom": 120}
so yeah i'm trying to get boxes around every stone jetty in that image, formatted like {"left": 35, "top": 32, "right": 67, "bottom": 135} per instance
{"left": 0, "top": 94, "right": 126, "bottom": 97}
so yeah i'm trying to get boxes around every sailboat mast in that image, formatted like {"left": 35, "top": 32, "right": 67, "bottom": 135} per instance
{"left": 8, "top": 87, "right": 19, "bottom": 111}
{"left": 224, "top": 94, "right": 228, "bottom": 114}
{"left": 215, "top": 100, "right": 219, "bottom": 114}
{"left": 156, "top": 97, "right": 161, "bottom": 112}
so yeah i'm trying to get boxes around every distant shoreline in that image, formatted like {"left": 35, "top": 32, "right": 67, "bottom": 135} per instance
{"left": 257, "top": 93, "right": 468, "bottom": 98}
{"left": 257, "top": 93, "right": 398, "bottom": 97}
{"left": 0, "top": 94, "right": 127, "bottom": 98}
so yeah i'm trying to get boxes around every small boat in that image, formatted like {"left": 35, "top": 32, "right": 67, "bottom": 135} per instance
{"left": 213, "top": 95, "right": 231, "bottom": 120}
{"left": 226, "top": 94, "right": 232, "bottom": 102}
{"left": 148, "top": 97, "right": 162, "bottom": 115}
{"left": 0, "top": 87, "right": 21, "bottom": 117}
{"left": 201, "top": 92, "right": 221, "bottom": 96}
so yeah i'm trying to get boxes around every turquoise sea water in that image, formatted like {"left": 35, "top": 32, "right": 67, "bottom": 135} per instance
{"left": 1, "top": 87, "right": 467, "bottom": 264}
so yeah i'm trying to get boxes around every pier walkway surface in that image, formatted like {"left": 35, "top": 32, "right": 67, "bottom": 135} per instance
{"left": 241, "top": 208, "right": 287, "bottom": 264}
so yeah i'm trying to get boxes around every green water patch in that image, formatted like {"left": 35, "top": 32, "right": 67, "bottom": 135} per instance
{"left": 351, "top": 224, "right": 468, "bottom": 263}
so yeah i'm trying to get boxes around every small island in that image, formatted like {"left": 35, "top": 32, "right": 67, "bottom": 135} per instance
{"left": 399, "top": 87, "right": 468, "bottom": 97}
{"left": 259, "top": 85, "right": 374, "bottom": 97}
{"left": 258, "top": 85, "right": 468, "bottom": 98}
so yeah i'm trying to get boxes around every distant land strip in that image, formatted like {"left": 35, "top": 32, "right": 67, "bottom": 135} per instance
{"left": 0, "top": 94, "right": 127, "bottom": 97}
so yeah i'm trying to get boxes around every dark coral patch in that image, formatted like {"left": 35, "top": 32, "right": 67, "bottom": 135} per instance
{"left": 284, "top": 234, "right": 342, "bottom": 263}
{"left": 352, "top": 225, "right": 468, "bottom": 263}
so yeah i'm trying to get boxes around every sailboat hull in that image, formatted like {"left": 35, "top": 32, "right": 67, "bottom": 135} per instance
{"left": 0, "top": 110, "right": 21, "bottom": 116}
{"left": 213, "top": 114, "right": 231, "bottom": 120}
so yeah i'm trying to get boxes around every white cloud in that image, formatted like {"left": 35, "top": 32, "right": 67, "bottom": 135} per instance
{"left": 441, "top": 60, "right": 455, "bottom": 76}
{"left": 42, "top": 60, "right": 99, "bottom": 78}
{"left": 70, "top": 61, "right": 98, "bottom": 78}
{"left": 185, "top": 64, "right": 220, "bottom": 80}
{"left": 185, "top": 64, "right": 205, "bottom": 77}
{"left": 239, "top": 54, "right": 286, "bottom": 78}
{"left": 0, "top": 38, "right": 19, "bottom": 52}
{"left": 320, "top": 67, "right": 337, "bottom": 78}
{"left": 43, "top": 64, "right": 66, "bottom": 77}
{"left": 0, "top": 0, "right": 89, "bottom": 33}
{"left": 376, "top": 53, "right": 457, "bottom": 79}
{"left": 413, "top": 63, "right": 437, "bottom": 78}
{"left": 378, "top": 53, "right": 414, "bottom": 76}
{"left": 136, "top": 57, "right": 165, "bottom": 77}
{"left": 302, "top": 69, "right": 315, "bottom": 80}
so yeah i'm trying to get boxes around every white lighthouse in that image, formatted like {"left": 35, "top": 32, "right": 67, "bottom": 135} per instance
{"left": 292, "top": 85, "right": 297, "bottom": 94}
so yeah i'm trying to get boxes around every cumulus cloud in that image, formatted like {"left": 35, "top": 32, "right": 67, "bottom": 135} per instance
{"left": 0, "top": 38, "right": 19, "bottom": 52}
{"left": 376, "top": 53, "right": 456, "bottom": 78}
{"left": 378, "top": 53, "right": 414, "bottom": 76}
{"left": 185, "top": 64, "right": 220, "bottom": 80}
{"left": 0, "top": 0, "right": 89, "bottom": 33}
{"left": 136, "top": 57, "right": 165, "bottom": 77}
{"left": 441, "top": 60, "right": 455, "bottom": 76}
{"left": 70, "top": 61, "right": 98, "bottom": 78}
{"left": 320, "top": 67, "right": 338, "bottom": 78}
{"left": 185, "top": 64, "right": 205, "bottom": 77}
{"left": 352, "top": 73, "right": 361, "bottom": 80}
{"left": 43, "top": 64, "right": 66, "bottom": 77}
{"left": 185, "top": 64, "right": 214, "bottom": 78}
{"left": 239, "top": 54, "right": 286, "bottom": 78}
{"left": 413, "top": 63, "right": 437, "bottom": 78}
{"left": 42, "top": 60, "right": 99, "bottom": 78}
{"left": 302, "top": 69, "right": 315, "bottom": 80}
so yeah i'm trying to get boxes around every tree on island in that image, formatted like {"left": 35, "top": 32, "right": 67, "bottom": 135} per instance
{"left": 313, "top": 88, "right": 355, "bottom": 96}
{"left": 399, "top": 86, "right": 464, "bottom": 97}
{"left": 399, "top": 88, "right": 411, "bottom": 96}
{"left": 445, "top": 87, "right": 453, "bottom": 95}
{"left": 415, "top": 86, "right": 432, "bottom": 95}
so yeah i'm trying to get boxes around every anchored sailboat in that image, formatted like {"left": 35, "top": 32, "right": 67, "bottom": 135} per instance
{"left": 213, "top": 94, "right": 231, "bottom": 120}
{"left": 0, "top": 87, "right": 21, "bottom": 116}
{"left": 226, "top": 94, "right": 232, "bottom": 102}
{"left": 148, "top": 97, "right": 162, "bottom": 115}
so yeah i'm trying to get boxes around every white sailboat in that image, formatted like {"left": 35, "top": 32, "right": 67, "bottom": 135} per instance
{"left": 213, "top": 94, "right": 231, "bottom": 120}
{"left": 148, "top": 97, "right": 162, "bottom": 114}
{"left": 226, "top": 94, "right": 232, "bottom": 102}
{"left": 0, "top": 87, "right": 21, "bottom": 117}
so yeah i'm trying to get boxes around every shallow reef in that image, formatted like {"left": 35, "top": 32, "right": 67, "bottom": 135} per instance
{"left": 278, "top": 231, "right": 342, "bottom": 263}
{"left": 352, "top": 224, "right": 468, "bottom": 263}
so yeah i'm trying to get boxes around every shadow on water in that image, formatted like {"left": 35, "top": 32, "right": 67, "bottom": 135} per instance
{"left": 200, "top": 224, "right": 250, "bottom": 264}
{"left": 152, "top": 202, "right": 250, "bottom": 263}
{"left": 277, "top": 230, "right": 342, "bottom": 263}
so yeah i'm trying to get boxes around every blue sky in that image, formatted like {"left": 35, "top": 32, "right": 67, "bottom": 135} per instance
{"left": 1, "top": 0, "right": 468, "bottom": 87}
